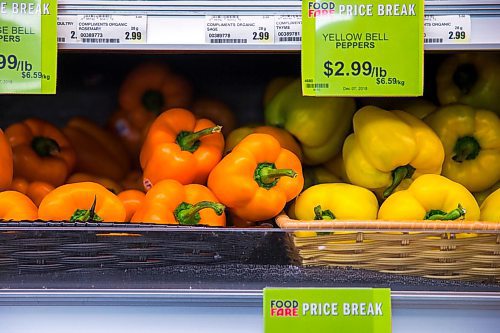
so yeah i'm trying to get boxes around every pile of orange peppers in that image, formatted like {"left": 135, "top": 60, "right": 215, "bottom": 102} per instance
{"left": 0, "top": 55, "right": 499, "bottom": 226}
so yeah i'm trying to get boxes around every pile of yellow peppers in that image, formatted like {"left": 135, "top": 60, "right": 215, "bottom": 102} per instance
{"left": 283, "top": 53, "right": 500, "bottom": 224}
{"left": 0, "top": 54, "right": 499, "bottom": 226}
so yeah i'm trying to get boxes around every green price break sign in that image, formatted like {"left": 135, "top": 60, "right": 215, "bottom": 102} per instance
{"left": 264, "top": 288, "right": 392, "bottom": 333}
{"left": 0, "top": 0, "right": 57, "bottom": 94}
{"left": 302, "top": 0, "right": 424, "bottom": 96}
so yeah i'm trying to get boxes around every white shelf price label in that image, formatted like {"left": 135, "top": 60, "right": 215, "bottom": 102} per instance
{"left": 424, "top": 15, "right": 471, "bottom": 44}
{"left": 206, "top": 16, "right": 275, "bottom": 44}
{"left": 77, "top": 15, "right": 147, "bottom": 44}
{"left": 274, "top": 15, "right": 301, "bottom": 44}
{"left": 57, "top": 15, "right": 79, "bottom": 43}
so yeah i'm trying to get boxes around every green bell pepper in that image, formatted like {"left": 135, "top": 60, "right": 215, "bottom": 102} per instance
{"left": 265, "top": 79, "right": 356, "bottom": 165}
{"left": 437, "top": 53, "right": 500, "bottom": 116}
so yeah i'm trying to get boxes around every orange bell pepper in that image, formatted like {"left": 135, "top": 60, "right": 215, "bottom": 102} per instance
{"left": 9, "top": 178, "right": 29, "bottom": 194}
{"left": 208, "top": 133, "right": 304, "bottom": 222}
{"left": 27, "top": 181, "right": 54, "bottom": 207}
{"left": 225, "top": 125, "right": 303, "bottom": 161}
{"left": 38, "top": 182, "right": 126, "bottom": 222}
{"left": 192, "top": 98, "right": 237, "bottom": 137}
{"left": 111, "top": 62, "right": 193, "bottom": 157}
{"left": 131, "top": 179, "right": 226, "bottom": 226}
{"left": 121, "top": 170, "right": 145, "bottom": 191}
{"left": 67, "top": 173, "right": 123, "bottom": 195}
{"left": 0, "top": 191, "right": 38, "bottom": 221}
{"left": 140, "top": 108, "right": 224, "bottom": 186}
{"left": 5, "top": 118, "right": 76, "bottom": 187}
{"left": 0, "top": 129, "right": 13, "bottom": 190}
{"left": 9, "top": 178, "right": 54, "bottom": 207}
{"left": 229, "top": 211, "right": 255, "bottom": 228}
{"left": 63, "top": 117, "right": 130, "bottom": 181}
{"left": 118, "top": 190, "right": 146, "bottom": 222}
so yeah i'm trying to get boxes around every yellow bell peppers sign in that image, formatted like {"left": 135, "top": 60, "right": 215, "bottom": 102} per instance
{"left": 302, "top": 0, "right": 423, "bottom": 96}
{"left": 264, "top": 288, "right": 392, "bottom": 332}
{"left": 0, "top": 0, "right": 57, "bottom": 94}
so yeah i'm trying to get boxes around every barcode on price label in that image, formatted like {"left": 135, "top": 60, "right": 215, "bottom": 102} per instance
{"left": 306, "top": 83, "right": 329, "bottom": 88}
{"left": 424, "top": 15, "right": 471, "bottom": 44}
{"left": 82, "top": 38, "right": 120, "bottom": 43}
{"left": 76, "top": 15, "right": 147, "bottom": 44}
{"left": 278, "top": 36, "right": 301, "bottom": 42}
{"left": 210, "top": 38, "right": 248, "bottom": 44}
{"left": 424, "top": 38, "right": 444, "bottom": 44}
{"left": 206, "top": 16, "right": 275, "bottom": 44}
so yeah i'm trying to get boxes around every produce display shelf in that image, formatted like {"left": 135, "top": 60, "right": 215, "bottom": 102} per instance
{"left": 1, "top": 289, "right": 500, "bottom": 333}
{"left": 56, "top": 0, "right": 500, "bottom": 51}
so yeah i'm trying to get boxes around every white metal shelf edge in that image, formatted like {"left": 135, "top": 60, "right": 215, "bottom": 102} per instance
{"left": 1, "top": 290, "right": 500, "bottom": 333}
{"left": 57, "top": 14, "right": 500, "bottom": 51}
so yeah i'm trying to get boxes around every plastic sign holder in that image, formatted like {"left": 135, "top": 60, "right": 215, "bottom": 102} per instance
{"left": 0, "top": 0, "right": 57, "bottom": 94}
{"left": 302, "top": 0, "right": 424, "bottom": 96}
{"left": 264, "top": 288, "right": 392, "bottom": 332}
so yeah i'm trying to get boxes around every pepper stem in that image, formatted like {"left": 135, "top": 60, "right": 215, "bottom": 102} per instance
{"left": 383, "top": 165, "right": 416, "bottom": 199}
{"left": 31, "top": 136, "right": 60, "bottom": 157}
{"left": 142, "top": 89, "right": 165, "bottom": 114}
{"left": 254, "top": 162, "right": 297, "bottom": 190}
{"left": 314, "top": 205, "right": 336, "bottom": 220}
{"left": 70, "top": 196, "right": 104, "bottom": 222}
{"left": 425, "top": 204, "right": 466, "bottom": 221}
{"left": 452, "top": 63, "right": 478, "bottom": 95}
{"left": 174, "top": 201, "right": 225, "bottom": 225}
{"left": 452, "top": 136, "right": 481, "bottom": 163}
{"left": 176, "top": 126, "right": 222, "bottom": 153}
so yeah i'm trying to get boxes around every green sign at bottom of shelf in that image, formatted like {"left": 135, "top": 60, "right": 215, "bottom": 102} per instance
{"left": 263, "top": 288, "right": 392, "bottom": 333}
{"left": 0, "top": 0, "right": 57, "bottom": 94}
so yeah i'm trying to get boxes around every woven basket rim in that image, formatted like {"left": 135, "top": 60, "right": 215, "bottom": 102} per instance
{"left": 276, "top": 213, "right": 500, "bottom": 233}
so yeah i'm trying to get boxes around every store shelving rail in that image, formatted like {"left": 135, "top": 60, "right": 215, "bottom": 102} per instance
{"left": 0, "top": 290, "right": 500, "bottom": 333}
{"left": 1, "top": 226, "right": 500, "bottom": 332}
{"left": 57, "top": 0, "right": 500, "bottom": 50}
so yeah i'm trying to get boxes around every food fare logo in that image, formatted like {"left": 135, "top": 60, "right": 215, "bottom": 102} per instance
{"left": 269, "top": 299, "right": 384, "bottom": 317}
{"left": 308, "top": 2, "right": 336, "bottom": 17}
{"left": 270, "top": 299, "right": 299, "bottom": 317}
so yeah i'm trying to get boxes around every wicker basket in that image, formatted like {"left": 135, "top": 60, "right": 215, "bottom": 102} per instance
{"left": 276, "top": 214, "right": 500, "bottom": 283}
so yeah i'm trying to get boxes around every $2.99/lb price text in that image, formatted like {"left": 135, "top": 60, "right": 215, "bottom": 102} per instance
{"left": 323, "top": 60, "right": 405, "bottom": 87}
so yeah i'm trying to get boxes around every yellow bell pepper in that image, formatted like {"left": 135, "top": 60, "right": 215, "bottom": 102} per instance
{"left": 378, "top": 174, "right": 480, "bottom": 221}
{"left": 436, "top": 53, "right": 500, "bottom": 116}
{"left": 303, "top": 166, "right": 342, "bottom": 190}
{"left": 425, "top": 104, "right": 500, "bottom": 192}
{"left": 474, "top": 181, "right": 500, "bottom": 206}
{"left": 293, "top": 183, "right": 378, "bottom": 221}
{"left": 343, "top": 106, "right": 445, "bottom": 199}
{"left": 373, "top": 178, "right": 413, "bottom": 202}
{"left": 480, "top": 188, "right": 500, "bottom": 222}
{"left": 359, "top": 97, "right": 437, "bottom": 119}
{"left": 322, "top": 153, "right": 349, "bottom": 183}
